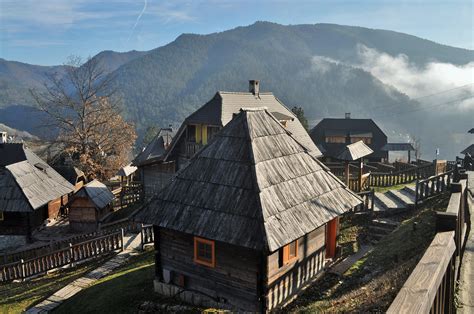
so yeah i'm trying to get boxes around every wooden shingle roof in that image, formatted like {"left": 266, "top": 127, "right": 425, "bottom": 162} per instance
{"left": 132, "top": 129, "right": 169, "bottom": 166}
{"left": 135, "top": 109, "right": 361, "bottom": 252}
{"left": 461, "top": 144, "right": 474, "bottom": 155}
{"left": 0, "top": 144, "right": 74, "bottom": 212}
{"left": 337, "top": 141, "right": 374, "bottom": 161}
{"left": 381, "top": 143, "right": 415, "bottom": 152}
{"left": 167, "top": 91, "right": 322, "bottom": 159}
{"left": 75, "top": 179, "right": 114, "bottom": 209}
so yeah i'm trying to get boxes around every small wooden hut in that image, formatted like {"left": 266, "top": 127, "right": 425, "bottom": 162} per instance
{"left": 135, "top": 108, "right": 361, "bottom": 312}
{"left": 116, "top": 164, "right": 138, "bottom": 187}
{"left": 0, "top": 143, "right": 74, "bottom": 249}
{"left": 69, "top": 180, "right": 115, "bottom": 232}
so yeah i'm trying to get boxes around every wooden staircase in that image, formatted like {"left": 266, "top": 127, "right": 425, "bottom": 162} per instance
{"left": 373, "top": 185, "right": 418, "bottom": 215}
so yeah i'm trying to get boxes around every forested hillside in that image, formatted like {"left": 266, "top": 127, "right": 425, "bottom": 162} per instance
{"left": 0, "top": 22, "right": 473, "bottom": 158}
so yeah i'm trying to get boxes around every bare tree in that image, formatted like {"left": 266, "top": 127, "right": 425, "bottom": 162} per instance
{"left": 31, "top": 56, "right": 137, "bottom": 180}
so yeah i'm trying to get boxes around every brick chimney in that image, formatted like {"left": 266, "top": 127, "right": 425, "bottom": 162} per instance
{"left": 345, "top": 113, "right": 351, "bottom": 119}
{"left": 249, "top": 80, "right": 260, "bottom": 96}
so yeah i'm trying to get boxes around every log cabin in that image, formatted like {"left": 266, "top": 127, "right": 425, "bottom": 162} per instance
{"left": 69, "top": 180, "right": 115, "bottom": 233}
{"left": 132, "top": 128, "right": 174, "bottom": 199}
{"left": 310, "top": 113, "right": 388, "bottom": 162}
{"left": 133, "top": 80, "right": 321, "bottom": 199}
{"left": 53, "top": 164, "right": 87, "bottom": 191}
{"left": 135, "top": 108, "right": 361, "bottom": 312}
{"left": 0, "top": 143, "right": 74, "bottom": 250}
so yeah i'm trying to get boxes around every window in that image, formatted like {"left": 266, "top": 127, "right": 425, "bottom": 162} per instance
{"left": 280, "top": 239, "right": 298, "bottom": 266}
{"left": 279, "top": 120, "right": 288, "bottom": 128}
{"left": 194, "top": 237, "right": 215, "bottom": 267}
{"left": 350, "top": 137, "right": 372, "bottom": 144}
{"left": 325, "top": 136, "right": 346, "bottom": 143}
{"left": 0, "top": 211, "right": 3, "bottom": 221}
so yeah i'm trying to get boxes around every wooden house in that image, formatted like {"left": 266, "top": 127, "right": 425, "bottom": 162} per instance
{"left": 132, "top": 128, "right": 174, "bottom": 199}
{"left": 116, "top": 164, "right": 138, "bottom": 186}
{"left": 0, "top": 143, "right": 74, "bottom": 250}
{"left": 310, "top": 113, "right": 388, "bottom": 162}
{"left": 53, "top": 164, "right": 87, "bottom": 191}
{"left": 135, "top": 108, "right": 361, "bottom": 312}
{"left": 69, "top": 180, "right": 115, "bottom": 233}
{"left": 133, "top": 80, "right": 321, "bottom": 198}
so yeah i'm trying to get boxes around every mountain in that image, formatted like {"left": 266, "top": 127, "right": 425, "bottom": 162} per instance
{"left": 0, "top": 22, "right": 473, "bottom": 159}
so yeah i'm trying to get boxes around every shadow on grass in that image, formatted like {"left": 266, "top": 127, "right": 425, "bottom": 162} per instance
{"left": 0, "top": 257, "right": 108, "bottom": 314}
{"left": 53, "top": 251, "right": 158, "bottom": 314}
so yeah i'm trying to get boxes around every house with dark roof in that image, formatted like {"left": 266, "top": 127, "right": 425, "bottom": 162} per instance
{"left": 132, "top": 128, "right": 174, "bottom": 198}
{"left": 133, "top": 80, "right": 321, "bottom": 199}
{"left": 135, "top": 108, "right": 360, "bottom": 311}
{"left": 310, "top": 114, "right": 388, "bottom": 162}
{"left": 69, "top": 180, "right": 115, "bottom": 232}
{"left": 0, "top": 143, "right": 74, "bottom": 250}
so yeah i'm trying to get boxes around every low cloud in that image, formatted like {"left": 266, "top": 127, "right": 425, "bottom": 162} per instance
{"left": 354, "top": 44, "right": 474, "bottom": 109}
{"left": 310, "top": 56, "right": 339, "bottom": 74}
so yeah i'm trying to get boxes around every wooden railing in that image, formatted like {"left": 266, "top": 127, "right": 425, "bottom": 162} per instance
{"left": 388, "top": 176, "right": 470, "bottom": 313}
{"left": 415, "top": 170, "right": 454, "bottom": 206}
{"left": 1, "top": 219, "right": 140, "bottom": 266}
{"left": 185, "top": 142, "right": 202, "bottom": 158}
{"left": 112, "top": 182, "right": 143, "bottom": 211}
{"left": 140, "top": 225, "right": 154, "bottom": 250}
{"left": 348, "top": 173, "right": 370, "bottom": 192}
{"left": 387, "top": 231, "right": 456, "bottom": 314}
{"left": 0, "top": 231, "right": 124, "bottom": 283}
{"left": 369, "top": 163, "right": 435, "bottom": 187}
{"left": 354, "top": 190, "right": 375, "bottom": 212}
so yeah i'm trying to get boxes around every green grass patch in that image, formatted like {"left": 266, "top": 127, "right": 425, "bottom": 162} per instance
{"left": 373, "top": 183, "right": 415, "bottom": 193}
{"left": 0, "top": 257, "right": 109, "bottom": 314}
{"left": 54, "top": 250, "right": 170, "bottom": 314}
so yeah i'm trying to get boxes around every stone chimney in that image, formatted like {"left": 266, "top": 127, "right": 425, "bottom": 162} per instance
{"left": 249, "top": 80, "right": 260, "bottom": 96}
{"left": 345, "top": 113, "right": 351, "bottom": 119}
{"left": 0, "top": 132, "right": 7, "bottom": 144}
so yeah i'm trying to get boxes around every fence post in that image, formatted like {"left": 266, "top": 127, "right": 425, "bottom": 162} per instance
{"left": 69, "top": 243, "right": 75, "bottom": 268}
{"left": 120, "top": 228, "right": 125, "bottom": 251}
{"left": 415, "top": 180, "right": 419, "bottom": 209}
{"left": 140, "top": 224, "right": 144, "bottom": 251}
{"left": 20, "top": 259, "right": 25, "bottom": 281}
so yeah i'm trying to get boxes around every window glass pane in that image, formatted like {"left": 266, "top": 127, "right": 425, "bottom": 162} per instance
{"left": 197, "top": 241, "right": 212, "bottom": 262}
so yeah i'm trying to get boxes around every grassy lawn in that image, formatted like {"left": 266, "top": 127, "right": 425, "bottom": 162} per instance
{"left": 373, "top": 183, "right": 415, "bottom": 193}
{"left": 0, "top": 256, "right": 110, "bottom": 314}
{"left": 287, "top": 193, "right": 450, "bottom": 313}
{"left": 54, "top": 250, "right": 196, "bottom": 314}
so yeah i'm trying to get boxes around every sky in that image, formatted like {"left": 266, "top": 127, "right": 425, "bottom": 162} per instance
{"left": 0, "top": 0, "right": 473, "bottom": 66}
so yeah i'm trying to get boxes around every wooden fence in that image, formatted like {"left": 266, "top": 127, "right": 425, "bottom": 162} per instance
{"left": 0, "top": 231, "right": 124, "bottom": 283}
{"left": 368, "top": 163, "right": 435, "bottom": 188}
{"left": 354, "top": 190, "right": 375, "bottom": 213}
{"left": 112, "top": 182, "right": 144, "bottom": 211}
{"left": 415, "top": 170, "right": 454, "bottom": 206}
{"left": 388, "top": 175, "right": 469, "bottom": 313}
{"left": 140, "top": 224, "right": 154, "bottom": 250}
{"left": 1, "top": 219, "right": 141, "bottom": 266}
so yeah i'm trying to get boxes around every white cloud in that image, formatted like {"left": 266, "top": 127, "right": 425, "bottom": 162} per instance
{"left": 354, "top": 44, "right": 474, "bottom": 109}
{"left": 310, "top": 56, "right": 339, "bottom": 74}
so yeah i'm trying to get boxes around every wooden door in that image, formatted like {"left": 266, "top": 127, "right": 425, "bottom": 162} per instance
{"left": 326, "top": 217, "right": 338, "bottom": 258}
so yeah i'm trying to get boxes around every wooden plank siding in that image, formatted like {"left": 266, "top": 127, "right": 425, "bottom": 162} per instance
{"left": 266, "top": 225, "right": 326, "bottom": 310}
{"left": 141, "top": 162, "right": 175, "bottom": 199}
{"left": 158, "top": 228, "right": 261, "bottom": 311}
